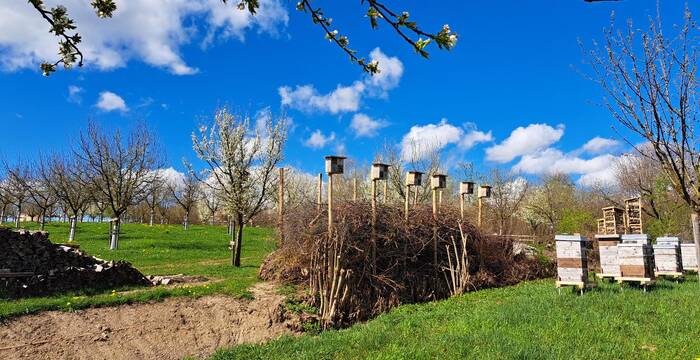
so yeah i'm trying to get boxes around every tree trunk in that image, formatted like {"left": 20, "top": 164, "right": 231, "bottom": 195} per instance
{"left": 39, "top": 211, "right": 46, "bottom": 231}
{"left": 691, "top": 212, "right": 700, "bottom": 286}
{"left": 149, "top": 209, "right": 155, "bottom": 227}
{"left": 184, "top": 210, "right": 189, "bottom": 230}
{"left": 15, "top": 205, "right": 21, "bottom": 229}
{"left": 110, "top": 217, "right": 121, "bottom": 250}
{"left": 0, "top": 205, "right": 5, "bottom": 223}
{"left": 234, "top": 213, "right": 244, "bottom": 267}
{"left": 69, "top": 217, "right": 77, "bottom": 242}
{"left": 210, "top": 210, "right": 215, "bottom": 226}
{"left": 230, "top": 221, "right": 238, "bottom": 266}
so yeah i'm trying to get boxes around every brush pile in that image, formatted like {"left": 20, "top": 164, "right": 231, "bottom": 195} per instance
{"left": 261, "top": 202, "right": 554, "bottom": 328}
{"left": 0, "top": 228, "right": 151, "bottom": 298}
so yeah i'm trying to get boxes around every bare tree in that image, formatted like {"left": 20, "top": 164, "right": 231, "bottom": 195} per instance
{"left": 586, "top": 6, "right": 699, "bottom": 262}
{"left": 201, "top": 182, "right": 221, "bottom": 226}
{"left": 23, "top": 163, "right": 59, "bottom": 231}
{"left": 525, "top": 173, "right": 576, "bottom": 233}
{"left": 39, "top": 153, "right": 92, "bottom": 241}
{"left": 191, "top": 107, "right": 287, "bottom": 267}
{"left": 167, "top": 170, "right": 202, "bottom": 230}
{"left": 76, "top": 122, "right": 162, "bottom": 249}
{"left": 0, "top": 174, "right": 10, "bottom": 224}
{"left": 3, "top": 162, "right": 30, "bottom": 229}
{"left": 488, "top": 169, "right": 528, "bottom": 235}
{"left": 144, "top": 171, "right": 166, "bottom": 226}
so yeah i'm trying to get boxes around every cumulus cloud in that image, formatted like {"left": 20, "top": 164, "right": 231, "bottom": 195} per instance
{"left": 279, "top": 48, "right": 403, "bottom": 114}
{"left": 350, "top": 113, "right": 388, "bottom": 138}
{"left": 67, "top": 85, "right": 83, "bottom": 104}
{"left": 0, "top": 0, "right": 288, "bottom": 74}
{"left": 581, "top": 136, "right": 620, "bottom": 154}
{"left": 305, "top": 130, "right": 336, "bottom": 149}
{"left": 400, "top": 120, "right": 491, "bottom": 160}
{"left": 512, "top": 147, "right": 618, "bottom": 186}
{"left": 96, "top": 91, "right": 128, "bottom": 112}
{"left": 156, "top": 167, "right": 186, "bottom": 187}
{"left": 486, "top": 123, "right": 564, "bottom": 163}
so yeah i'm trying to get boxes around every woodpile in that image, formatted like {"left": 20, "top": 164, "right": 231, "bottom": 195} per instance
{"left": 681, "top": 243, "right": 698, "bottom": 272}
{"left": 0, "top": 228, "right": 150, "bottom": 298}
{"left": 595, "top": 234, "right": 621, "bottom": 278}
{"left": 555, "top": 234, "right": 593, "bottom": 290}
{"left": 653, "top": 237, "right": 683, "bottom": 276}
{"left": 617, "top": 234, "right": 655, "bottom": 281}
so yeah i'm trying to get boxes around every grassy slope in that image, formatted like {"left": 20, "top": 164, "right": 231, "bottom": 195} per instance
{"left": 0, "top": 221, "right": 275, "bottom": 320}
{"left": 212, "top": 277, "right": 700, "bottom": 360}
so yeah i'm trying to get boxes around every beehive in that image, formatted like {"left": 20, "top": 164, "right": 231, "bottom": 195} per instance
{"left": 371, "top": 163, "right": 390, "bottom": 181}
{"left": 602, "top": 206, "right": 625, "bottom": 235}
{"left": 324, "top": 156, "right": 346, "bottom": 175}
{"left": 681, "top": 243, "right": 698, "bottom": 272}
{"left": 555, "top": 234, "right": 591, "bottom": 286}
{"left": 617, "top": 240, "right": 655, "bottom": 280}
{"left": 431, "top": 174, "right": 447, "bottom": 189}
{"left": 595, "top": 234, "right": 621, "bottom": 278}
{"left": 478, "top": 185, "right": 492, "bottom": 198}
{"left": 459, "top": 181, "right": 475, "bottom": 195}
{"left": 405, "top": 171, "right": 423, "bottom": 186}
{"left": 653, "top": 238, "right": 683, "bottom": 275}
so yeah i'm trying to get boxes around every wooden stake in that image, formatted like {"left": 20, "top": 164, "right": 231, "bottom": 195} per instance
{"left": 432, "top": 188, "right": 438, "bottom": 271}
{"left": 328, "top": 174, "right": 333, "bottom": 240}
{"left": 353, "top": 178, "right": 357, "bottom": 202}
{"left": 317, "top": 173, "right": 323, "bottom": 212}
{"left": 278, "top": 168, "right": 285, "bottom": 245}
{"left": 371, "top": 179, "right": 377, "bottom": 272}
{"left": 438, "top": 190, "right": 443, "bottom": 211}
{"left": 478, "top": 197, "right": 483, "bottom": 227}
{"left": 383, "top": 180, "right": 388, "bottom": 203}
{"left": 404, "top": 185, "right": 410, "bottom": 221}
{"left": 460, "top": 194, "right": 464, "bottom": 220}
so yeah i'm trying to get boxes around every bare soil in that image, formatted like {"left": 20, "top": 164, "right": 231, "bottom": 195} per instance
{"left": 0, "top": 283, "right": 300, "bottom": 360}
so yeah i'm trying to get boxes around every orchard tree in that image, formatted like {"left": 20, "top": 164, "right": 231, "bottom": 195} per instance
{"left": 487, "top": 168, "right": 528, "bottom": 235}
{"left": 3, "top": 162, "right": 30, "bottom": 229}
{"left": 27, "top": 0, "right": 458, "bottom": 76}
{"left": 23, "top": 164, "right": 58, "bottom": 231}
{"left": 191, "top": 107, "right": 286, "bottom": 267}
{"left": 586, "top": 6, "right": 699, "bottom": 261}
{"left": 144, "top": 171, "right": 166, "bottom": 226}
{"left": 76, "top": 122, "right": 162, "bottom": 250}
{"left": 167, "top": 170, "right": 202, "bottom": 230}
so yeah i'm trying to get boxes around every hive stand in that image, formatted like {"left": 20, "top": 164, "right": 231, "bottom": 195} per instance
{"left": 555, "top": 234, "right": 596, "bottom": 295}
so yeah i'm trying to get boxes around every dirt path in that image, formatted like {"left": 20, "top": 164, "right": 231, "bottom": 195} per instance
{"left": 0, "top": 283, "right": 300, "bottom": 360}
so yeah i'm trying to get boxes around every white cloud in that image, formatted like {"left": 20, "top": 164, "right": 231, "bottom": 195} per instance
{"left": 460, "top": 129, "right": 493, "bottom": 150}
{"left": 400, "top": 120, "right": 463, "bottom": 160}
{"left": 0, "top": 0, "right": 288, "bottom": 75}
{"left": 67, "top": 85, "right": 83, "bottom": 104}
{"left": 350, "top": 113, "right": 388, "bottom": 138}
{"left": 157, "top": 167, "right": 185, "bottom": 188}
{"left": 305, "top": 130, "right": 336, "bottom": 149}
{"left": 96, "top": 91, "right": 128, "bottom": 112}
{"left": 512, "top": 147, "right": 618, "bottom": 186}
{"left": 279, "top": 47, "right": 403, "bottom": 114}
{"left": 486, "top": 123, "right": 565, "bottom": 163}
{"left": 581, "top": 136, "right": 620, "bottom": 154}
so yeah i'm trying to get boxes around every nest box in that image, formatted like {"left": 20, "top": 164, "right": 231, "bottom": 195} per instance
{"left": 324, "top": 156, "right": 347, "bottom": 175}
{"left": 371, "top": 163, "right": 390, "bottom": 181}
{"left": 405, "top": 171, "right": 423, "bottom": 186}
{"left": 460, "top": 181, "right": 475, "bottom": 195}
{"left": 431, "top": 174, "right": 447, "bottom": 189}
{"left": 478, "top": 185, "right": 492, "bottom": 198}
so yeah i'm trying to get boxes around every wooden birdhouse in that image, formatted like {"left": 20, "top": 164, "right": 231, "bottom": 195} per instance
{"left": 431, "top": 174, "right": 447, "bottom": 189}
{"left": 460, "top": 181, "right": 475, "bottom": 195}
{"left": 405, "top": 171, "right": 423, "bottom": 186}
{"left": 324, "top": 156, "right": 346, "bottom": 175}
{"left": 371, "top": 163, "right": 390, "bottom": 181}
{"left": 478, "top": 185, "right": 492, "bottom": 198}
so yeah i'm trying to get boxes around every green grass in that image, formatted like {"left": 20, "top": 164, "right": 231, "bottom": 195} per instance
{"left": 0, "top": 221, "right": 275, "bottom": 320}
{"left": 211, "top": 277, "right": 700, "bottom": 360}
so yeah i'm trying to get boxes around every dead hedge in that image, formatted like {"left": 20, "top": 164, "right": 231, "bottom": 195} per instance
{"left": 261, "top": 201, "right": 554, "bottom": 327}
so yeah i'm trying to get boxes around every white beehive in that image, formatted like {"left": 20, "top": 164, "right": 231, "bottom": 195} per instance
{"left": 617, "top": 242, "right": 655, "bottom": 280}
{"left": 371, "top": 163, "right": 390, "bottom": 181}
{"left": 405, "top": 171, "right": 423, "bottom": 187}
{"left": 324, "top": 156, "right": 346, "bottom": 175}
{"left": 478, "top": 185, "right": 492, "bottom": 198}
{"left": 595, "top": 234, "right": 621, "bottom": 278}
{"left": 653, "top": 242, "right": 683, "bottom": 275}
{"left": 621, "top": 233, "right": 651, "bottom": 245}
{"left": 431, "top": 174, "right": 447, "bottom": 189}
{"left": 681, "top": 243, "right": 698, "bottom": 272}
{"left": 459, "top": 181, "right": 475, "bottom": 195}
{"left": 555, "top": 234, "right": 591, "bottom": 285}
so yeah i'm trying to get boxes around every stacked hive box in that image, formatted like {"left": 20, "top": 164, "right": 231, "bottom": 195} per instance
{"left": 681, "top": 243, "right": 698, "bottom": 272}
{"left": 555, "top": 235, "right": 591, "bottom": 288}
{"left": 596, "top": 234, "right": 621, "bottom": 278}
{"left": 624, "top": 197, "right": 643, "bottom": 234}
{"left": 653, "top": 237, "right": 683, "bottom": 276}
{"left": 617, "top": 234, "right": 655, "bottom": 281}
{"left": 602, "top": 207, "right": 626, "bottom": 235}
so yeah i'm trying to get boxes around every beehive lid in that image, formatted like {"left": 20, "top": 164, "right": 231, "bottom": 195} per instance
{"left": 656, "top": 236, "right": 680, "bottom": 245}
{"left": 594, "top": 234, "right": 622, "bottom": 240}
{"left": 621, "top": 233, "right": 650, "bottom": 244}
{"left": 555, "top": 234, "right": 589, "bottom": 242}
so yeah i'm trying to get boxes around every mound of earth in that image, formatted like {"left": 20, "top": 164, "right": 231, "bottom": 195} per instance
{"left": 0, "top": 228, "right": 150, "bottom": 298}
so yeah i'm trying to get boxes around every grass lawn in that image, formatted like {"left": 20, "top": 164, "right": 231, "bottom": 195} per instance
{"left": 0, "top": 221, "right": 275, "bottom": 320}
{"left": 212, "top": 276, "right": 700, "bottom": 360}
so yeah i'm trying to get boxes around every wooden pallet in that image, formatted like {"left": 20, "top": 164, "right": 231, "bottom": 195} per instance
{"left": 596, "top": 273, "right": 619, "bottom": 279}
{"left": 617, "top": 277, "right": 655, "bottom": 292}
{"left": 654, "top": 271, "right": 685, "bottom": 279}
{"left": 556, "top": 281, "right": 596, "bottom": 295}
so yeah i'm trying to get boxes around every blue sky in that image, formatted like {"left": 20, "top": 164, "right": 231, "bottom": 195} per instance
{"left": 0, "top": 0, "right": 693, "bottom": 185}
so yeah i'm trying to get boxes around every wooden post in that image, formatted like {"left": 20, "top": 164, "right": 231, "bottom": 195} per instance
{"left": 317, "top": 173, "right": 323, "bottom": 212}
{"left": 438, "top": 190, "right": 443, "bottom": 211}
{"left": 278, "top": 168, "right": 285, "bottom": 244}
{"left": 353, "top": 178, "right": 357, "bottom": 202}
{"left": 460, "top": 193, "right": 464, "bottom": 220}
{"left": 404, "top": 185, "right": 410, "bottom": 221}
{"left": 478, "top": 197, "right": 483, "bottom": 227}
{"left": 432, "top": 188, "right": 438, "bottom": 271}
{"left": 371, "top": 179, "right": 377, "bottom": 272}
{"left": 414, "top": 186, "right": 419, "bottom": 204}
{"left": 328, "top": 174, "right": 333, "bottom": 240}
{"left": 383, "top": 180, "right": 388, "bottom": 203}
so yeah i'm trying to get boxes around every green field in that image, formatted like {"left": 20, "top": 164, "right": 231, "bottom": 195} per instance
{"left": 212, "top": 277, "right": 700, "bottom": 360}
{"left": 0, "top": 221, "right": 275, "bottom": 320}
